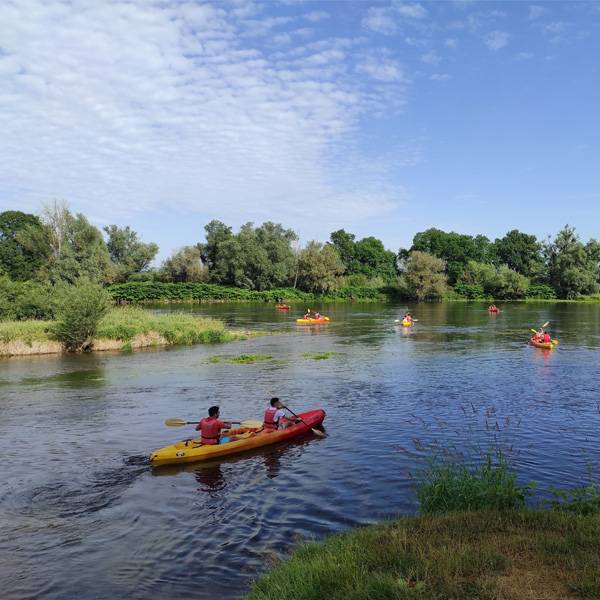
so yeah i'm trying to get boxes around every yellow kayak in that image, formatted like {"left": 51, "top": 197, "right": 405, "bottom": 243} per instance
{"left": 296, "top": 317, "right": 330, "bottom": 324}
{"left": 401, "top": 320, "right": 412, "bottom": 327}
{"left": 150, "top": 409, "right": 326, "bottom": 467}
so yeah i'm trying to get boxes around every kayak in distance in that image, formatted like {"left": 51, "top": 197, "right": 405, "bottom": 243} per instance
{"left": 401, "top": 319, "right": 413, "bottom": 327}
{"left": 275, "top": 305, "right": 291, "bottom": 310}
{"left": 150, "top": 409, "right": 326, "bottom": 467}
{"left": 296, "top": 317, "right": 330, "bottom": 324}
{"left": 529, "top": 337, "right": 558, "bottom": 350}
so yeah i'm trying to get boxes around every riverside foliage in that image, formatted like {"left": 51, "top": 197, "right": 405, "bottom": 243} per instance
{"left": 1, "top": 203, "right": 599, "bottom": 301}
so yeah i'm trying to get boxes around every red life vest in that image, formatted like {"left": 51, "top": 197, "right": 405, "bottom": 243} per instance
{"left": 543, "top": 333, "right": 551, "bottom": 343}
{"left": 198, "top": 417, "right": 223, "bottom": 445}
{"left": 263, "top": 407, "right": 280, "bottom": 431}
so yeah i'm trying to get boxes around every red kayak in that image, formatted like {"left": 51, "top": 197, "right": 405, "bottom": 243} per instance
{"left": 275, "top": 305, "right": 290, "bottom": 310}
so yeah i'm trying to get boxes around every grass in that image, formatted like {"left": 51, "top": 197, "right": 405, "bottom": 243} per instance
{"left": 0, "top": 319, "right": 53, "bottom": 344}
{"left": 247, "top": 510, "right": 600, "bottom": 600}
{"left": 0, "top": 307, "right": 251, "bottom": 354}
{"left": 96, "top": 307, "right": 234, "bottom": 344}
{"left": 417, "top": 454, "right": 532, "bottom": 514}
{"left": 302, "top": 351, "right": 341, "bottom": 360}
{"left": 228, "top": 354, "right": 272, "bottom": 364}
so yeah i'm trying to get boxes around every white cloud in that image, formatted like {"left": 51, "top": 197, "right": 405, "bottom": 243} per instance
{"left": 0, "top": 0, "right": 411, "bottom": 246}
{"left": 420, "top": 50, "right": 441, "bottom": 65}
{"left": 485, "top": 30, "right": 510, "bottom": 50}
{"left": 445, "top": 38, "right": 458, "bottom": 48}
{"left": 304, "top": 11, "right": 330, "bottom": 23}
{"left": 357, "top": 57, "right": 405, "bottom": 82}
{"left": 528, "top": 5, "right": 545, "bottom": 20}
{"left": 395, "top": 2, "right": 428, "bottom": 19}
{"left": 543, "top": 21, "right": 567, "bottom": 35}
{"left": 361, "top": 7, "right": 397, "bottom": 35}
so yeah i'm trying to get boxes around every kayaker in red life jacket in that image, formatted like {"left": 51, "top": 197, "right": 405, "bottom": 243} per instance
{"left": 196, "top": 406, "right": 231, "bottom": 445}
{"left": 533, "top": 327, "right": 544, "bottom": 342}
{"left": 263, "top": 397, "right": 300, "bottom": 431}
{"left": 303, "top": 309, "right": 311, "bottom": 319}
{"left": 543, "top": 331, "right": 552, "bottom": 344}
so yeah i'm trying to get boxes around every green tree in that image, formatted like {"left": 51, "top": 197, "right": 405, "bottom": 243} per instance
{"left": 0, "top": 211, "right": 45, "bottom": 280}
{"left": 199, "top": 220, "right": 233, "bottom": 278}
{"left": 208, "top": 222, "right": 297, "bottom": 290}
{"left": 296, "top": 241, "right": 345, "bottom": 293}
{"left": 104, "top": 225, "right": 158, "bottom": 282}
{"left": 330, "top": 230, "right": 396, "bottom": 282}
{"left": 460, "top": 260, "right": 529, "bottom": 299}
{"left": 544, "top": 225, "right": 600, "bottom": 298}
{"left": 19, "top": 202, "right": 113, "bottom": 284}
{"left": 493, "top": 230, "right": 543, "bottom": 278}
{"left": 51, "top": 279, "right": 112, "bottom": 351}
{"left": 400, "top": 251, "right": 447, "bottom": 301}
{"left": 160, "top": 246, "right": 207, "bottom": 282}
{"left": 410, "top": 228, "right": 492, "bottom": 284}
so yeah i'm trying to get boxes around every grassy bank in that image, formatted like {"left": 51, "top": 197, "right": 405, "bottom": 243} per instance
{"left": 248, "top": 456, "right": 600, "bottom": 599}
{"left": 248, "top": 509, "right": 600, "bottom": 600}
{"left": 0, "top": 307, "right": 250, "bottom": 356}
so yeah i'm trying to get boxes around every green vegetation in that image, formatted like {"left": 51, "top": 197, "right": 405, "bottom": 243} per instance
{"left": 51, "top": 279, "right": 112, "bottom": 351}
{"left": 228, "top": 354, "right": 273, "bottom": 364}
{"left": 247, "top": 510, "right": 600, "bottom": 600}
{"left": 0, "top": 205, "right": 598, "bottom": 304}
{"left": 417, "top": 454, "right": 532, "bottom": 514}
{"left": 0, "top": 319, "right": 51, "bottom": 344}
{"left": 248, "top": 456, "right": 600, "bottom": 600}
{"left": 302, "top": 351, "right": 341, "bottom": 360}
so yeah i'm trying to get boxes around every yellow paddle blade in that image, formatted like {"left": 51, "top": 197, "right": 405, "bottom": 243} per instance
{"left": 240, "top": 419, "right": 263, "bottom": 429}
{"left": 164, "top": 418, "right": 189, "bottom": 427}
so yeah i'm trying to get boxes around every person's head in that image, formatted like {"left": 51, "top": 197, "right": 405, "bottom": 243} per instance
{"left": 208, "top": 405, "right": 220, "bottom": 417}
{"left": 270, "top": 397, "right": 282, "bottom": 408}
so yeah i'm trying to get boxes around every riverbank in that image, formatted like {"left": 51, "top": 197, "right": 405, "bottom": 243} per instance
{"left": 0, "top": 307, "right": 255, "bottom": 357}
{"left": 247, "top": 509, "right": 600, "bottom": 599}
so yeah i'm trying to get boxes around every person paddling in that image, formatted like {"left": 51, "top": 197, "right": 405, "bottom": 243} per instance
{"left": 303, "top": 309, "right": 312, "bottom": 319}
{"left": 543, "top": 330, "right": 552, "bottom": 344}
{"left": 263, "top": 397, "right": 299, "bottom": 431}
{"left": 196, "top": 406, "right": 232, "bottom": 445}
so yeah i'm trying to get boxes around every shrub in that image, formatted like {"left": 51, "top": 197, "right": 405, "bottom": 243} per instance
{"left": 0, "top": 277, "right": 54, "bottom": 321}
{"left": 454, "top": 283, "right": 486, "bottom": 299}
{"left": 526, "top": 284, "right": 557, "bottom": 299}
{"left": 417, "top": 454, "right": 531, "bottom": 514}
{"left": 51, "top": 279, "right": 112, "bottom": 351}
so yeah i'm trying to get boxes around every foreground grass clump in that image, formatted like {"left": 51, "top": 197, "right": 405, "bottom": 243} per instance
{"left": 228, "top": 354, "right": 272, "bottom": 364}
{"left": 96, "top": 307, "right": 233, "bottom": 344}
{"left": 418, "top": 454, "right": 531, "bottom": 514}
{"left": 247, "top": 510, "right": 600, "bottom": 600}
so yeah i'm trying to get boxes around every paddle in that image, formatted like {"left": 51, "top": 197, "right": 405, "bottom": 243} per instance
{"left": 395, "top": 318, "right": 419, "bottom": 322}
{"left": 165, "top": 418, "right": 263, "bottom": 428}
{"left": 282, "top": 405, "right": 326, "bottom": 437}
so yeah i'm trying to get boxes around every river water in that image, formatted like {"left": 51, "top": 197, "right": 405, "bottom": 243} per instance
{"left": 1, "top": 302, "right": 599, "bottom": 599}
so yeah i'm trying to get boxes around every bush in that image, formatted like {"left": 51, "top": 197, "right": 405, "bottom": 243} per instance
{"left": 526, "top": 284, "right": 557, "bottom": 299}
{"left": 454, "top": 283, "right": 486, "bottom": 299}
{"left": 417, "top": 454, "right": 531, "bottom": 514}
{"left": 0, "top": 276, "right": 54, "bottom": 321}
{"left": 51, "top": 279, "right": 112, "bottom": 351}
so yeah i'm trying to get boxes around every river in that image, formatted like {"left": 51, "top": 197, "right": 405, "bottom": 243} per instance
{"left": 1, "top": 301, "right": 599, "bottom": 599}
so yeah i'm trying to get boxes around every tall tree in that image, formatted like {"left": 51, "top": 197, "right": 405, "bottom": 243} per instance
{"left": 296, "top": 241, "right": 345, "bottom": 293}
{"left": 104, "top": 225, "right": 158, "bottom": 282}
{"left": 493, "top": 230, "right": 542, "bottom": 278}
{"left": 18, "top": 202, "right": 113, "bottom": 284}
{"left": 160, "top": 246, "right": 206, "bottom": 282}
{"left": 401, "top": 251, "right": 447, "bottom": 301}
{"left": 410, "top": 228, "right": 492, "bottom": 284}
{"left": 329, "top": 229, "right": 356, "bottom": 271}
{"left": 544, "top": 225, "right": 600, "bottom": 298}
{"left": 0, "top": 210, "right": 45, "bottom": 280}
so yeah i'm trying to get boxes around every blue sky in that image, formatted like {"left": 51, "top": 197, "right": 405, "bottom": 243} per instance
{"left": 1, "top": 0, "right": 598, "bottom": 260}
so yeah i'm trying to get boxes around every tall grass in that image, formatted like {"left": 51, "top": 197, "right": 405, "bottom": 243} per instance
{"left": 0, "top": 320, "right": 52, "bottom": 344}
{"left": 417, "top": 454, "right": 531, "bottom": 514}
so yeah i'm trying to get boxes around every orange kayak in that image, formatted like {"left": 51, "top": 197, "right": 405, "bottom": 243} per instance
{"left": 296, "top": 317, "right": 329, "bottom": 324}
{"left": 275, "top": 305, "right": 290, "bottom": 310}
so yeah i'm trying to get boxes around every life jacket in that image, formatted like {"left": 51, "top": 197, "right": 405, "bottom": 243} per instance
{"left": 263, "top": 407, "right": 280, "bottom": 431}
{"left": 543, "top": 333, "right": 551, "bottom": 343}
{"left": 199, "top": 417, "right": 222, "bottom": 445}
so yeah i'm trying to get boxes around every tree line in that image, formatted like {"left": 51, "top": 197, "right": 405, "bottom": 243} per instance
{"left": 1, "top": 203, "right": 599, "bottom": 310}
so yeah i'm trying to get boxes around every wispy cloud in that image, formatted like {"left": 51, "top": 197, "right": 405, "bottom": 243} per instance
{"left": 0, "top": 0, "right": 407, "bottom": 238}
{"left": 528, "top": 5, "right": 545, "bottom": 20}
{"left": 485, "top": 30, "right": 510, "bottom": 50}
{"left": 362, "top": 7, "right": 397, "bottom": 35}
{"left": 396, "top": 3, "right": 428, "bottom": 20}
{"left": 420, "top": 50, "right": 441, "bottom": 65}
